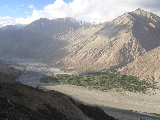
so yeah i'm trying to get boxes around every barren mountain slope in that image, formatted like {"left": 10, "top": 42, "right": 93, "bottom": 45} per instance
{"left": 0, "top": 30, "right": 68, "bottom": 63}
{"left": 119, "top": 46, "right": 160, "bottom": 84}
{"left": 0, "top": 18, "right": 83, "bottom": 63}
{"left": 59, "top": 9, "right": 160, "bottom": 72}
{"left": 1, "top": 9, "right": 160, "bottom": 73}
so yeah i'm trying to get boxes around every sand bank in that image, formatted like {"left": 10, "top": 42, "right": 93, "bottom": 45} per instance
{"left": 42, "top": 84, "right": 160, "bottom": 120}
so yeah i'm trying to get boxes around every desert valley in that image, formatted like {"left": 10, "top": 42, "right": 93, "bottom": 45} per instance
{"left": 1, "top": 8, "right": 160, "bottom": 120}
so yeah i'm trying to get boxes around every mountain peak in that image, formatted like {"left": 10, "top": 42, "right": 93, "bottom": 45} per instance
{"left": 132, "top": 8, "right": 151, "bottom": 15}
{"left": 135, "top": 8, "right": 144, "bottom": 12}
{"left": 130, "top": 8, "right": 160, "bottom": 23}
{"left": 132, "top": 8, "right": 157, "bottom": 17}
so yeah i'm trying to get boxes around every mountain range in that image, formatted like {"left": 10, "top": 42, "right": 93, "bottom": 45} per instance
{"left": 0, "top": 8, "right": 160, "bottom": 83}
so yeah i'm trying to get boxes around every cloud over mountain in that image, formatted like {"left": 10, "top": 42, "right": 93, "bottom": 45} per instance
{"left": 1, "top": 0, "right": 160, "bottom": 27}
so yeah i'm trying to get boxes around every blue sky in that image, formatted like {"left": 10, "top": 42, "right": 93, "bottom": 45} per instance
{"left": 0, "top": 0, "right": 72, "bottom": 18}
{"left": 0, "top": 0, "right": 160, "bottom": 27}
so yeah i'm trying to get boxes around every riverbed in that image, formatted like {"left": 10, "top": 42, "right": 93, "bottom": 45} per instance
{"left": 0, "top": 59, "right": 72, "bottom": 88}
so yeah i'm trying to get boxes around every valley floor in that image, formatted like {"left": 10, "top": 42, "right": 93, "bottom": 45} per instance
{"left": 2, "top": 59, "right": 160, "bottom": 120}
{"left": 42, "top": 83, "right": 160, "bottom": 120}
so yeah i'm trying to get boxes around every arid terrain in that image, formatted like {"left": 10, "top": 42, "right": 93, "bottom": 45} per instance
{"left": 43, "top": 84, "right": 160, "bottom": 120}
{"left": 1, "top": 8, "right": 160, "bottom": 120}
{"left": 1, "top": 59, "right": 159, "bottom": 120}
{"left": 1, "top": 9, "right": 160, "bottom": 83}
{"left": 0, "top": 63, "right": 116, "bottom": 120}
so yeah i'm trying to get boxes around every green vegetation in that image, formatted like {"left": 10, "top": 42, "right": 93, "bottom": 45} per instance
{"left": 40, "top": 70, "right": 158, "bottom": 93}
{"left": 149, "top": 113, "right": 160, "bottom": 117}
{"left": 40, "top": 75, "right": 60, "bottom": 83}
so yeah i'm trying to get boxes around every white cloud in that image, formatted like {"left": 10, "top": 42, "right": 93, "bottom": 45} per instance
{"left": 0, "top": 16, "right": 16, "bottom": 27}
{"left": 1, "top": 0, "right": 160, "bottom": 27}
{"left": 28, "top": 5, "right": 35, "bottom": 9}
{"left": 25, "top": 11, "right": 29, "bottom": 14}
{"left": 25, "top": 0, "right": 160, "bottom": 23}
{"left": 24, "top": 0, "right": 126, "bottom": 23}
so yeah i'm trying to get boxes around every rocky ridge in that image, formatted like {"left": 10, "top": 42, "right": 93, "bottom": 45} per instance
{"left": 23, "top": 17, "right": 85, "bottom": 36}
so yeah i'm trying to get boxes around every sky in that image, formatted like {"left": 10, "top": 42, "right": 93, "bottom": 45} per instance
{"left": 0, "top": 0, "right": 160, "bottom": 27}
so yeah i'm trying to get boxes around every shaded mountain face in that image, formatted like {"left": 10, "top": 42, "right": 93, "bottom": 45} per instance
{"left": 0, "top": 65, "right": 116, "bottom": 120}
{"left": 0, "top": 18, "right": 83, "bottom": 63}
{"left": 0, "top": 24, "right": 25, "bottom": 32}
{"left": 131, "top": 9, "right": 160, "bottom": 51}
{"left": 0, "top": 30, "right": 68, "bottom": 63}
{"left": 60, "top": 9, "right": 160, "bottom": 72}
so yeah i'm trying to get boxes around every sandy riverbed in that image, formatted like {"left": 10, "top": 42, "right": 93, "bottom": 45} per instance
{"left": 42, "top": 83, "right": 160, "bottom": 120}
